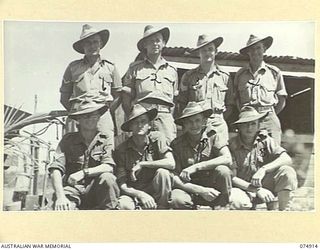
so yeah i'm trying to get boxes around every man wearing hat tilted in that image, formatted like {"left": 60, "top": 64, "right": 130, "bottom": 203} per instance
{"left": 177, "top": 34, "right": 233, "bottom": 144}
{"left": 169, "top": 102, "right": 233, "bottom": 209}
{"left": 122, "top": 25, "right": 178, "bottom": 143}
{"left": 114, "top": 104, "right": 175, "bottom": 209}
{"left": 233, "top": 34, "right": 287, "bottom": 144}
{"left": 49, "top": 93, "right": 120, "bottom": 210}
{"left": 229, "top": 106, "right": 297, "bottom": 211}
{"left": 60, "top": 24, "right": 121, "bottom": 142}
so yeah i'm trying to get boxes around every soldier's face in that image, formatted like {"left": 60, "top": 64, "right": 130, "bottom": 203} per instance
{"left": 247, "top": 42, "right": 265, "bottom": 63}
{"left": 130, "top": 114, "right": 151, "bottom": 136}
{"left": 82, "top": 34, "right": 102, "bottom": 56}
{"left": 77, "top": 111, "right": 101, "bottom": 130}
{"left": 238, "top": 120, "right": 260, "bottom": 139}
{"left": 199, "top": 43, "right": 217, "bottom": 63}
{"left": 183, "top": 114, "right": 207, "bottom": 136}
{"left": 144, "top": 33, "right": 165, "bottom": 55}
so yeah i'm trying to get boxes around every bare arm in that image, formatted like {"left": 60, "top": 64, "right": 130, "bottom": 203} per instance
{"left": 140, "top": 151, "right": 175, "bottom": 170}
{"left": 274, "top": 95, "right": 286, "bottom": 114}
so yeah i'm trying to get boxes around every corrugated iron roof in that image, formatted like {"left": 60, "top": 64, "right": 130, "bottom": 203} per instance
{"left": 162, "top": 47, "right": 315, "bottom": 66}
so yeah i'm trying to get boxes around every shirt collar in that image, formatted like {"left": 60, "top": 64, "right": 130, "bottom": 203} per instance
{"left": 144, "top": 56, "right": 168, "bottom": 69}
{"left": 197, "top": 64, "right": 220, "bottom": 77}
{"left": 246, "top": 61, "right": 267, "bottom": 75}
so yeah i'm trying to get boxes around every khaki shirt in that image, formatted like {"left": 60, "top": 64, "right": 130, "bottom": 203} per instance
{"left": 48, "top": 132, "right": 114, "bottom": 185}
{"left": 122, "top": 57, "right": 178, "bottom": 105}
{"left": 114, "top": 131, "right": 171, "bottom": 188}
{"left": 60, "top": 56, "right": 121, "bottom": 111}
{"left": 171, "top": 127, "right": 227, "bottom": 175}
{"left": 179, "top": 64, "right": 233, "bottom": 113}
{"left": 233, "top": 62, "right": 287, "bottom": 109}
{"left": 229, "top": 130, "right": 286, "bottom": 182}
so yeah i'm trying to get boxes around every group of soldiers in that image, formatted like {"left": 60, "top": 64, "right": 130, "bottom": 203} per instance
{"left": 48, "top": 24, "right": 298, "bottom": 211}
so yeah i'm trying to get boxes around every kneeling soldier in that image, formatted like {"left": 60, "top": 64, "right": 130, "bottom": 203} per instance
{"left": 229, "top": 106, "right": 297, "bottom": 210}
{"left": 49, "top": 93, "right": 120, "bottom": 210}
{"left": 169, "top": 102, "right": 232, "bottom": 209}
{"left": 114, "top": 104, "right": 175, "bottom": 209}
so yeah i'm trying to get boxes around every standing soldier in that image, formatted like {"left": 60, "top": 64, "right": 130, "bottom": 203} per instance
{"left": 233, "top": 35, "right": 287, "bottom": 144}
{"left": 60, "top": 24, "right": 122, "bottom": 144}
{"left": 178, "top": 34, "right": 233, "bottom": 144}
{"left": 122, "top": 25, "right": 178, "bottom": 143}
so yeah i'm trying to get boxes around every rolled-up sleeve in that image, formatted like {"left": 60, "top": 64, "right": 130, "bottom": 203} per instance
{"left": 275, "top": 70, "right": 287, "bottom": 97}
{"left": 48, "top": 143, "right": 66, "bottom": 176}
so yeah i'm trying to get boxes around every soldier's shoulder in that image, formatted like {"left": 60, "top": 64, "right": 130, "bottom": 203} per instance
{"left": 265, "top": 63, "right": 280, "bottom": 72}
{"left": 166, "top": 62, "right": 177, "bottom": 71}
{"left": 68, "top": 59, "right": 83, "bottom": 67}
{"left": 128, "top": 59, "right": 145, "bottom": 69}
{"left": 60, "top": 132, "right": 79, "bottom": 144}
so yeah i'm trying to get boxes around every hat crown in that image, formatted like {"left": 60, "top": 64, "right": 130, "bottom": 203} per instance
{"left": 127, "top": 104, "right": 149, "bottom": 120}
{"left": 80, "top": 24, "right": 99, "bottom": 40}
{"left": 143, "top": 25, "right": 159, "bottom": 38}
{"left": 197, "top": 34, "right": 211, "bottom": 47}
{"left": 182, "top": 102, "right": 204, "bottom": 116}
{"left": 238, "top": 106, "right": 261, "bottom": 121}
{"left": 246, "top": 34, "right": 260, "bottom": 46}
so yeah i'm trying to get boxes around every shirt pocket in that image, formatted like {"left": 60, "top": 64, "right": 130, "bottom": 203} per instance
{"left": 97, "top": 72, "right": 113, "bottom": 92}
{"left": 259, "top": 84, "right": 276, "bottom": 103}
{"left": 162, "top": 74, "right": 176, "bottom": 96}
{"left": 135, "top": 71, "right": 152, "bottom": 94}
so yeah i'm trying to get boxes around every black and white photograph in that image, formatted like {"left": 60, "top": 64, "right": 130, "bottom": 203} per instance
{"left": 3, "top": 21, "right": 315, "bottom": 212}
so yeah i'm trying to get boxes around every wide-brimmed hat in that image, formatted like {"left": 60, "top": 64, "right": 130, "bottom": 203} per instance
{"left": 68, "top": 92, "right": 109, "bottom": 120}
{"left": 191, "top": 34, "right": 223, "bottom": 53}
{"left": 121, "top": 104, "right": 158, "bottom": 132}
{"left": 239, "top": 34, "right": 273, "bottom": 55}
{"left": 233, "top": 106, "right": 269, "bottom": 124}
{"left": 137, "top": 25, "right": 170, "bottom": 52}
{"left": 137, "top": 90, "right": 174, "bottom": 107}
{"left": 175, "top": 102, "right": 213, "bottom": 126}
{"left": 73, "top": 24, "right": 110, "bottom": 54}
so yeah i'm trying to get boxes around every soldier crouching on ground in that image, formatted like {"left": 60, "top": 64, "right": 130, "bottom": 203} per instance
{"left": 169, "top": 102, "right": 233, "bottom": 209}
{"left": 229, "top": 106, "right": 298, "bottom": 211}
{"left": 49, "top": 93, "right": 120, "bottom": 210}
{"left": 114, "top": 104, "right": 174, "bottom": 210}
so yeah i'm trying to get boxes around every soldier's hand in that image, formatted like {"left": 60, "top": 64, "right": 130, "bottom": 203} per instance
{"left": 55, "top": 196, "right": 72, "bottom": 211}
{"left": 138, "top": 192, "right": 157, "bottom": 209}
{"left": 256, "top": 187, "right": 275, "bottom": 203}
{"left": 251, "top": 168, "right": 266, "bottom": 187}
{"left": 67, "top": 171, "right": 85, "bottom": 186}
{"left": 180, "top": 166, "right": 196, "bottom": 182}
{"left": 131, "top": 163, "right": 142, "bottom": 182}
{"left": 199, "top": 187, "right": 221, "bottom": 202}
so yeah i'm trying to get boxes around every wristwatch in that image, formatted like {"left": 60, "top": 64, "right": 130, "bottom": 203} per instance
{"left": 83, "top": 168, "right": 89, "bottom": 178}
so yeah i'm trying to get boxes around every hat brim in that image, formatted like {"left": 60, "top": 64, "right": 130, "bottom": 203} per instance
{"left": 239, "top": 36, "right": 273, "bottom": 55}
{"left": 73, "top": 29, "right": 110, "bottom": 54}
{"left": 233, "top": 112, "right": 269, "bottom": 125}
{"left": 137, "top": 27, "right": 170, "bottom": 52}
{"left": 175, "top": 108, "right": 213, "bottom": 126}
{"left": 68, "top": 104, "right": 109, "bottom": 120}
{"left": 191, "top": 37, "right": 224, "bottom": 53}
{"left": 121, "top": 108, "right": 158, "bottom": 132}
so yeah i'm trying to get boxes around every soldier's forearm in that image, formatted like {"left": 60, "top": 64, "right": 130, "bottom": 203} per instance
{"left": 232, "top": 176, "right": 258, "bottom": 192}
{"left": 86, "top": 164, "right": 114, "bottom": 177}
{"left": 172, "top": 175, "right": 204, "bottom": 195}
{"left": 261, "top": 152, "right": 292, "bottom": 173}
{"left": 51, "top": 170, "right": 66, "bottom": 199}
